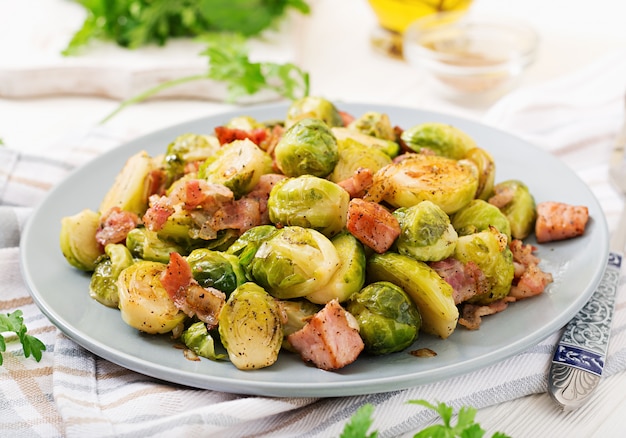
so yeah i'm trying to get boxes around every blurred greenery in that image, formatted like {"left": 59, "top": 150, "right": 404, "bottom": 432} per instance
{"left": 63, "top": 0, "right": 310, "bottom": 55}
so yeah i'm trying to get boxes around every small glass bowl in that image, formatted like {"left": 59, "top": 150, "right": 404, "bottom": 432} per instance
{"left": 403, "top": 12, "right": 539, "bottom": 98}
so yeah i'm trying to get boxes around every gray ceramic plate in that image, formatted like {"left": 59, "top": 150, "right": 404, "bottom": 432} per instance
{"left": 20, "top": 102, "right": 609, "bottom": 397}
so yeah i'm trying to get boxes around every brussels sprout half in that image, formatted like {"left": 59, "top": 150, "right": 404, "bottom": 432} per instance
{"left": 117, "top": 261, "right": 188, "bottom": 335}
{"left": 60, "top": 208, "right": 103, "bottom": 271}
{"left": 347, "top": 281, "right": 421, "bottom": 355}
{"left": 163, "top": 133, "right": 220, "bottom": 186}
{"left": 99, "top": 150, "right": 156, "bottom": 216}
{"left": 491, "top": 179, "right": 537, "bottom": 240}
{"left": 393, "top": 200, "right": 458, "bottom": 262}
{"left": 454, "top": 227, "right": 515, "bottom": 304}
{"left": 400, "top": 122, "right": 477, "bottom": 160}
{"left": 347, "top": 111, "right": 396, "bottom": 141}
{"left": 451, "top": 199, "right": 512, "bottom": 243}
{"left": 89, "top": 243, "right": 134, "bottom": 308}
{"left": 199, "top": 138, "right": 273, "bottom": 198}
{"left": 248, "top": 226, "right": 340, "bottom": 299}
{"left": 305, "top": 232, "right": 367, "bottom": 304}
{"left": 328, "top": 137, "right": 393, "bottom": 183}
{"left": 218, "top": 282, "right": 284, "bottom": 370}
{"left": 186, "top": 248, "right": 246, "bottom": 296}
{"left": 126, "top": 227, "right": 186, "bottom": 263}
{"left": 331, "top": 127, "right": 400, "bottom": 158}
{"left": 181, "top": 321, "right": 227, "bottom": 361}
{"left": 267, "top": 175, "right": 349, "bottom": 238}
{"left": 226, "top": 225, "right": 281, "bottom": 271}
{"left": 274, "top": 118, "right": 339, "bottom": 178}
{"left": 465, "top": 147, "right": 496, "bottom": 201}
{"left": 367, "top": 252, "right": 459, "bottom": 339}
{"left": 366, "top": 154, "right": 479, "bottom": 214}
{"left": 285, "top": 96, "right": 344, "bottom": 129}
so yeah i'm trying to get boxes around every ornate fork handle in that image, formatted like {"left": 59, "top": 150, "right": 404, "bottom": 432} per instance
{"left": 548, "top": 252, "right": 621, "bottom": 410}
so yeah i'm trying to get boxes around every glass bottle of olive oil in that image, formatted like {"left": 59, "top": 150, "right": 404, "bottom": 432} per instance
{"left": 368, "top": 0, "right": 473, "bottom": 57}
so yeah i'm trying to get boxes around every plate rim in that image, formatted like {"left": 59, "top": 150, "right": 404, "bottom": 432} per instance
{"left": 20, "top": 101, "right": 609, "bottom": 397}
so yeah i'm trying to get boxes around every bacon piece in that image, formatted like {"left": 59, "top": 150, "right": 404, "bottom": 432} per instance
{"left": 346, "top": 198, "right": 400, "bottom": 253}
{"left": 214, "top": 126, "right": 268, "bottom": 147}
{"left": 287, "top": 299, "right": 364, "bottom": 371}
{"left": 535, "top": 201, "right": 589, "bottom": 243}
{"left": 509, "top": 239, "right": 553, "bottom": 300}
{"left": 338, "top": 167, "right": 374, "bottom": 198}
{"left": 160, "top": 252, "right": 225, "bottom": 329}
{"left": 458, "top": 298, "right": 513, "bottom": 330}
{"left": 95, "top": 207, "right": 140, "bottom": 247}
{"left": 142, "top": 195, "right": 175, "bottom": 232}
{"left": 509, "top": 264, "right": 554, "bottom": 300}
{"left": 210, "top": 198, "right": 263, "bottom": 234}
{"left": 430, "top": 258, "right": 489, "bottom": 305}
{"left": 169, "top": 179, "right": 234, "bottom": 211}
{"left": 244, "top": 173, "right": 287, "bottom": 223}
{"left": 338, "top": 111, "right": 355, "bottom": 126}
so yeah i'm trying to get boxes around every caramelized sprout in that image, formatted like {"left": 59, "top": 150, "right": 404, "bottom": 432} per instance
{"left": 218, "top": 282, "right": 283, "bottom": 370}
{"left": 347, "top": 281, "right": 421, "bottom": 355}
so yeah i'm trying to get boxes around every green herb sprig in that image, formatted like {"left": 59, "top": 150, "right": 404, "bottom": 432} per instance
{"left": 0, "top": 310, "right": 46, "bottom": 366}
{"left": 63, "top": 0, "right": 310, "bottom": 55}
{"left": 100, "top": 33, "right": 309, "bottom": 124}
{"left": 341, "top": 400, "right": 510, "bottom": 438}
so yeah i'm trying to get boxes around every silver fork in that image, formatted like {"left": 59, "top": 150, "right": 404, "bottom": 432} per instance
{"left": 548, "top": 95, "right": 626, "bottom": 410}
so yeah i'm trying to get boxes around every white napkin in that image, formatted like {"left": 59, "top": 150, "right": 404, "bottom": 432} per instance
{"left": 0, "top": 0, "right": 299, "bottom": 102}
{"left": 2, "top": 51, "right": 626, "bottom": 438}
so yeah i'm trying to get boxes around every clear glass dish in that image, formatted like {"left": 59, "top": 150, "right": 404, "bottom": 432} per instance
{"left": 403, "top": 12, "right": 539, "bottom": 97}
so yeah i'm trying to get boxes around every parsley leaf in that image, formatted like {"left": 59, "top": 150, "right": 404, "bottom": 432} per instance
{"left": 340, "top": 403, "right": 378, "bottom": 438}
{"left": 340, "top": 400, "right": 510, "bottom": 438}
{"left": 200, "top": 33, "right": 310, "bottom": 101}
{"left": 0, "top": 310, "right": 46, "bottom": 366}
{"left": 63, "top": 0, "right": 310, "bottom": 55}
{"left": 99, "top": 33, "right": 309, "bottom": 124}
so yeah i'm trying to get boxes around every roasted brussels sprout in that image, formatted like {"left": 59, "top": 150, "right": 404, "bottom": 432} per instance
{"left": 465, "top": 147, "right": 496, "bottom": 200}
{"left": 89, "top": 243, "right": 134, "bottom": 308}
{"left": 393, "top": 200, "right": 458, "bottom": 262}
{"left": 181, "top": 321, "right": 227, "bottom": 361}
{"left": 224, "top": 115, "right": 264, "bottom": 130}
{"left": 99, "top": 151, "right": 156, "bottom": 216}
{"left": 267, "top": 175, "right": 349, "bottom": 238}
{"left": 163, "top": 133, "right": 220, "bottom": 186}
{"left": 199, "top": 138, "right": 273, "bottom": 198}
{"left": 347, "top": 111, "right": 396, "bottom": 141}
{"left": 117, "top": 261, "right": 188, "bottom": 334}
{"left": 367, "top": 252, "right": 459, "bottom": 339}
{"left": 248, "top": 226, "right": 340, "bottom": 299}
{"left": 60, "top": 208, "right": 103, "bottom": 271}
{"left": 278, "top": 299, "right": 322, "bottom": 351}
{"left": 327, "top": 137, "right": 393, "bottom": 183}
{"left": 451, "top": 199, "right": 512, "bottom": 243}
{"left": 226, "top": 225, "right": 281, "bottom": 272}
{"left": 186, "top": 248, "right": 246, "bottom": 295}
{"left": 490, "top": 180, "right": 537, "bottom": 240}
{"left": 274, "top": 118, "right": 339, "bottom": 178}
{"left": 347, "top": 281, "right": 421, "bottom": 355}
{"left": 285, "top": 96, "right": 344, "bottom": 128}
{"left": 218, "top": 282, "right": 283, "bottom": 370}
{"left": 365, "top": 154, "right": 479, "bottom": 214}
{"left": 126, "top": 227, "right": 185, "bottom": 263}
{"left": 155, "top": 208, "right": 237, "bottom": 251}
{"left": 400, "top": 122, "right": 477, "bottom": 160}
{"left": 332, "top": 127, "right": 400, "bottom": 158}
{"left": 454, "top": 227, "right": 515, "bottom": 304}
{"left": 305, "top": 232, "right": 367, "bottom": 304}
